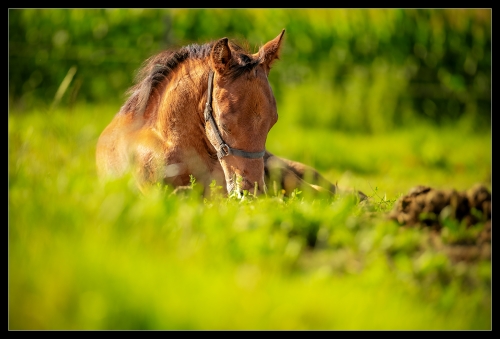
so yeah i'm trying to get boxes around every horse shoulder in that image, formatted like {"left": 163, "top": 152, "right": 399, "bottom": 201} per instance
{"left": 96, "top": 113, "right": 134, "bottom": 179}
{"left": 96, "top": 112, "right": 167, "bottom": 179}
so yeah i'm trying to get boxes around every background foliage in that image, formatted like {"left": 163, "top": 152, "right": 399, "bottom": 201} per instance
{"left": 9, "top": 9, "right": 491, "bottom": 330}
{"left": 9, "top": 9, "right": 491, "bottom": 132}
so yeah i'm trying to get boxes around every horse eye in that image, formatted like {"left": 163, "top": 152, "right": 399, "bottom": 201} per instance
{"left": 221, "top": 123, "right": 231, "bottom": 134}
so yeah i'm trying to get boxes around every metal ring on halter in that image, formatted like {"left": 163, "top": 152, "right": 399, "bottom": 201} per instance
{"left": 218, "top": 143, "right": 230, "bottom": 159}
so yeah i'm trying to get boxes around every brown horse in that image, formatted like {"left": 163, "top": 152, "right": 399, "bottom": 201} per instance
{"left": 96, "top": 30, "right": 366, "bottom": 200}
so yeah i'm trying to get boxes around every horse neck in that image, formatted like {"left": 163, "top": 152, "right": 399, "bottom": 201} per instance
{"left": 156, "top": 60, "right": 210, "bottom": 143}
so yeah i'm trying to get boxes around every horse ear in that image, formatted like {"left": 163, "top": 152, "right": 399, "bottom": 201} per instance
{"left": 211, "top": 37, "right": 232, "bottom": 75}
{"left": 257, "top": 29, "right": 285, "bottom": 71}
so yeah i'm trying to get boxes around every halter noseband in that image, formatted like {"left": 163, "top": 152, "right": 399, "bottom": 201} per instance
{"left": 204, "top": 70, "right": 266, "bottom": 160}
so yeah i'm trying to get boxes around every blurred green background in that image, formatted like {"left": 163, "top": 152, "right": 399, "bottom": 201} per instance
{"left": 9, "top": 8, "right": 491, "bottom": 132}
{"left": 9, "top": 9, "right": 491, "bottom": 330}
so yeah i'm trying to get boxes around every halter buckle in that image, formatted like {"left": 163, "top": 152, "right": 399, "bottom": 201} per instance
{"left": 218, "top": 143, "right": 230, "bottom": 158}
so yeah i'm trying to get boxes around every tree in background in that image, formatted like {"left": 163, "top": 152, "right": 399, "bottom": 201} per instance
{"left": 9, "top": 9, "right": 491, "bottom": 132}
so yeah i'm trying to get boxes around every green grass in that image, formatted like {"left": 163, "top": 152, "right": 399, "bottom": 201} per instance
{"left": 8, "top": 104, "right": 491, "bottom": 330}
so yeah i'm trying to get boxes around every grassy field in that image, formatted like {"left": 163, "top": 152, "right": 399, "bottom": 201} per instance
{"left": 8, "top": 104, "right": 491, "bottom": 330}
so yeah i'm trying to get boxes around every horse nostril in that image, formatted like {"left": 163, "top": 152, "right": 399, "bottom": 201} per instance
{"left": 231, "top": 190, "right": 244, "bottom": 199}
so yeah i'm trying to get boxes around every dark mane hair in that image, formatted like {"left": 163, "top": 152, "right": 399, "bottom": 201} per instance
{"left": 120, "top": 40, "right": 263, "bottom": 115}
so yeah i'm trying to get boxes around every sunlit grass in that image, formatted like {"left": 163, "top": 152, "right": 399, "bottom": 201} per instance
{"left": 267, "top": 121, "right": 491, "bottom": 199}
{"left": 8, "top": 104, "right": 491, "bottom": 330}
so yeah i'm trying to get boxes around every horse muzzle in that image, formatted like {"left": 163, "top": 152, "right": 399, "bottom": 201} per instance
{"left": 227, "top": 177, "right": 267, "bottom": 197}
{"left": 221, "top": 157, "right": 267, "bottom": 197}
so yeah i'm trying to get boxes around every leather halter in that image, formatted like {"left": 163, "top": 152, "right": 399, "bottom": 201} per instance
{"left": 204, "top": 70, "right": 266, "bottom": 160}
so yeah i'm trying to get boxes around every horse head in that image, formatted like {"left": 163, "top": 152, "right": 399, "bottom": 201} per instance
{"left": 205, "top": 29, "right": 285, "bottom": 196}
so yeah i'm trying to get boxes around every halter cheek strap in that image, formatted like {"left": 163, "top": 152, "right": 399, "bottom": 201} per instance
{"left": 204, "top": 70, "right": 266, "bottom": 160}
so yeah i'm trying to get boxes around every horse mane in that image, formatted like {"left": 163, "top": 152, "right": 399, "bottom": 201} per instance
{"left": 120, "top": 39, "right": 264, "bottom": 116}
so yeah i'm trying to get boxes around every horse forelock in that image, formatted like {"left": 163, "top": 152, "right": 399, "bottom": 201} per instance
{"left": 225, "top": 42, "right": 262, "bottom": 79}
{"left": 119, "top": 40, "right": 261, "bottom": 116}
